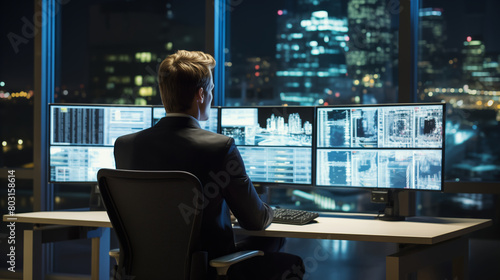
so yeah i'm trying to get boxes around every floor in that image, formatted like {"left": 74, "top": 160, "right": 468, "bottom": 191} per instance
{"left": 283, "top": 238, "right": 393, "bottom": 280}
{"left": 282, "top": 237, "right": 500, "bottom": 280}
{"left": 49, "top": 236, "right": 500, "bottom": 280}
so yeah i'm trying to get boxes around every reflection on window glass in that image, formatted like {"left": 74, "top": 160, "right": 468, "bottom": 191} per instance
{"left": 225, "top": 0, "right": 399, "bottom": 106}
{"left": 418, "top": 0, "right": 500, "bottom": 182}
{"left": 58, "top": 0, "right": 205, "bottom": 105}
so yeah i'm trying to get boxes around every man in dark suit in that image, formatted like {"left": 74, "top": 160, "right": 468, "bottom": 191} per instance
{"left": 114, "top": 50, "right": 304, "bottom": 280}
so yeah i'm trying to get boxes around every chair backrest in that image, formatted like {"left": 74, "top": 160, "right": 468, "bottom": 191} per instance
{"left": 97, "top": 168, "right": 205, "bottom": 280}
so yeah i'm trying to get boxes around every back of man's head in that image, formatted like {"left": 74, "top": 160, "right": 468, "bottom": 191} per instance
{"left": 158, "top": 50, "right": 216, "bottom": 113}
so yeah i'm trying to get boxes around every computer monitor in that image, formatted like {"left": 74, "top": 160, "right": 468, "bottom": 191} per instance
{"left": 49, "top": 104, "right": 153, "bottom": 183}
{"left": 316, "top": 103, "right": 445, "bottom": 219}
{"left": 220, "top": 106, "right": 314, "bottom": 185}
{"left": 152, "top": 106, "right": 219, "bottom": 133}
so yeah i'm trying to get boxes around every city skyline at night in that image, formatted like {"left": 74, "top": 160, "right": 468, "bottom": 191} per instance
{"left": 0, "top": 0, "right": 499, "bottom": 181}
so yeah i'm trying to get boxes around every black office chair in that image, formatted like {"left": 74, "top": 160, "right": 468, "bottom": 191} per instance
{"left": 97, "top": 168, "right": 263, "bottom": 280}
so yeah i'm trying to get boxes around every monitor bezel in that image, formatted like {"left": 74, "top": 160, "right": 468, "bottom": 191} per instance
{"left": 47, "top": 102, "right": 446, "bottom": 191}
{"left": 220, "top": 105, "right": 316, "bottom": 187}
{"left": 48, "top": 103, "right": 153, "bottom": 184}
{"left": 314, "top": 102, "right": 446, "bottom": 192}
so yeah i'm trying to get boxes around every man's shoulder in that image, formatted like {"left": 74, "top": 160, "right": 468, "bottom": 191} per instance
{"left": 114, "top": 127, "right": 155, "bottom": 149}
{"left": 191, "top": 129, "right": 234, "bottom": 147}
{"left": 115, "top": 129, "right": 145, "bottom": 143}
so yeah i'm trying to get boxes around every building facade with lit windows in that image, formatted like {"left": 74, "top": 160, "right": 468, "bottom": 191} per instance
{"left": 346, "top": 0, "right": 395, "bottom": 104}
{"left": 276, "top": 6, "right": 350, "bottom": 105}
{"left": 418, "top": 8, "right": 447, "bottom": 88}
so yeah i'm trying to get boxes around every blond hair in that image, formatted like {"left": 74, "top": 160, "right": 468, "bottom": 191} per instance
{"left": 158, "top": 50, "right": 216, "bottom": 112}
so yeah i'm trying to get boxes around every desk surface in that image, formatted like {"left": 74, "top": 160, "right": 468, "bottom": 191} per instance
{"left": 234, "top": 215, "right": 492, "bottom": 244}
{"left": 4, "top": 211, "right": 492, "bottom": 245}
{"left": 3, "top": 211, "right": 112, "bottom": 228}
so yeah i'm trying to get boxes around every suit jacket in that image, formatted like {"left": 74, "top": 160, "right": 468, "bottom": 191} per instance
{"left": 114, "top": 116, "right": 274, "bottom": 259}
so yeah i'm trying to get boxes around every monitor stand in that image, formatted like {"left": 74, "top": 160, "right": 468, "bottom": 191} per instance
{"left": 371, "top": 189, "right": 406, "bottom": 221}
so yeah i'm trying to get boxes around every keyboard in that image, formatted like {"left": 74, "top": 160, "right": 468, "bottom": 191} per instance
{"left": 272, "top": 208, "right": 319, "bottom": 225}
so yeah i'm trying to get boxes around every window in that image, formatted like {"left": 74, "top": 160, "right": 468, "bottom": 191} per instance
{"left": 50, "top": 0, "right": 207, "bottom": 277}
{"left": 58, "top": 0, "right": 206, "bottom": 105}
{"left": 0, "top": 2, "right": 35, "bottom": 276}
{"left": 417, "top": 0, "right": 500, "bottom": 182}
{"left": 224, "top": 0, "right": 399, "bottom": 106}
{"left": 224, "top": 0, "right": 400, "bottom": 212}
{"left": 0, "top": 2, "right": 35, "bottom": 168}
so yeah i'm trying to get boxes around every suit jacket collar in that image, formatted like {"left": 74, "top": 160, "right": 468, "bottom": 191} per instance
{"left": 155, "top": 116, "right": 201, "bottom": 129}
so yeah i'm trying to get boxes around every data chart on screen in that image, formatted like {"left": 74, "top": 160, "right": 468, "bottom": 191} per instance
{"left": 317, "top": 105, "right": 443, "bottom": 148}
{"left": 49, "top": 104, "right": 152, "bottom": 183}
{"left": 221, "top": 107, "right": 314, "bottom": 185}
{"left": 315, "top": 103, "right": 445, "bottom": 190}
{"left": 50, "top": 105, "right": 152, "bottom": 146}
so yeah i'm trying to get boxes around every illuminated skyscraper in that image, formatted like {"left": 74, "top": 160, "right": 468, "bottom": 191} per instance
{"left": 346, "top": 0, "right": 395, "bottom": 103}
{"left": 88, "top": 0, "right": 204, "bottom": 104}
{"left": 462, "top": 37, "right": 486, "bottom": 89}
{"left": 461, "top": 37, "right": 500, "bottom": 90}
{"left": 225, "top": 57, "right": 275, "bottom": 105}
{"left": 418, "top": 8, "right": 447, "bottom": 87}
{"left": 275, "top": 1, "right": 349, "bottom": 105}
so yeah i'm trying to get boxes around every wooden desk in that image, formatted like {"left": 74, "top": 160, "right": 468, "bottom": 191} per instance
{"left": 4, "top": 212, "right": 492, "bottom": 280}
{"left": 4, "top": 211, "right": 111, "bottom": 280}
{"left": 234, "top": 214, "right": 492, "bottom": 280}
{"left": 233, "top": 215, "right": 491, "bottom": 244}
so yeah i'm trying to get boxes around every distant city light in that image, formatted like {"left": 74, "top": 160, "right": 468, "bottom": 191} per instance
{"left": 335, "top": 92, "right": 340, "bottom": 98}
{"left": 277, "top": 10, "right": 283, "bottom": 16}
{"left": 255, "top": 72, "right": 260, "bottom": 77}
{"left": 1, "top": 141, "right": 6, "bottom": 147}
{"left": 467, "top": 36, "right": 472, "bottom": 42}
{"left": 18, "top": 139, "right": 23, "bottom": 145}
{"left": 0, "top": 81, "right": 5, "bottom": 87}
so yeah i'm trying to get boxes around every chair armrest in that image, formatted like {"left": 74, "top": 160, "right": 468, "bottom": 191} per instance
{"left": 209, "top": 250, "right": 264, "bottom": 276}
{"left": 109, "top": 248, "right": 120, "bottom": 265}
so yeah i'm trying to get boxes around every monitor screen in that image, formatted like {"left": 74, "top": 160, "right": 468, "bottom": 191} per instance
{"left": 152, "top": 106, "right": 219, "bottom": 133}
{"left": 49, "top": 104, "right": 152, "bottom": 183}
{"left": 316, "top": 103, "right": 444, "bottom": 190}
{"left": 220, "top": 106, "right": 314, "bottom": 185}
